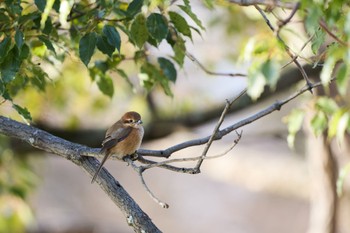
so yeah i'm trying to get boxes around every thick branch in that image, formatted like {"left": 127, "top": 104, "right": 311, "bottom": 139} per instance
{"left": 0, "top": 116, "right": 161, "bottom": 233}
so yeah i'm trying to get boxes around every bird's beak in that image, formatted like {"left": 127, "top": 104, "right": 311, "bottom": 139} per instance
{"left": 137, "top": 119, "right": 143, "bottom": 125}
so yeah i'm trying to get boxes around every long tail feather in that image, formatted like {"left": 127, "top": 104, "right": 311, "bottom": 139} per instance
{"left": 91, "top": 153, "right": 110, "bottom": 183}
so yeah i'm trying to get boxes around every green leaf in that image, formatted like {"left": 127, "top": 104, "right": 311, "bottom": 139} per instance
{"left": 305, "top": 6, "right": 322, "bottom": 35}
{"left": 0, "top": 48, "right": 21, "bottom": 83}
{"left": 337, "top": 163, "right": 350, "bottom": 196}
{"left": 43, "top": 17, "right": 53, "bottom": 35}
{"left": 130, "top": 14, "right": 148, "bottom": 48}
{"left": 169, "top": 11, "right": 191, "bottom": 39}
{"left": 315, "top": 97, "right": 338, "bottom": 114}
{"left": 18, "top": 12, "right": 41, "bottom": 25}
{"left": 141, "top": 62, "right": 173, "bottom": 96}
{"left": 261, "top": 59, "right": 279, "bottom": 90}
{"left": 31, "top": 66, "right": 47, "bottom": 91}
{"left": 38, "top": 35, "right": 56, "bottom": 55}
{"left": 127, "top": 0, "right": 143, "bottom": 17}
{"left": 97, "top": 74, "right": 114, "bottom": 97}
{"left": 0, "top": 79, "right": 4, "bottom": 95}
{"left": 178, "top": 1, "right": 205, "bottom": 30}
{"left": 96, "top": 35, "right": 115, "bottom": 57}
{"left": 15, "top": 30, "right": 24, "bottom": 50}
{"left": 311, "top": 29, "right": 325, "bottom": 54}
{"left": 311, "top": 111, "right": 327, "bottom": 136}
{"left": 147, "top": 13, "right": 169, "bottom": 43}
{"left": 336, "top": 112, "right": 350, "bottom": 146}
{"left": 158, "top": 57, "right": 177, "bottom": 82}
{"left": 320, "top": 56, "right": 336, "bottom": 86}
{"left": 284, "top": 109, "right": 305, "bottom": 148}
{"left": 35, "top": 0, "right": 46, "bottom": 11}
{"left": 102, "top": 25, "right": 121, "bottom": 52}
{"left": 247, "top": 62, "right": 266, "bottom": 100}
{"left": 336, "top": 63, "right": 349, "bottom": 96}
{"left": 172, "top": 36, "right": 186, "bottom": 67}
{"left": 12, "top": 104, "right": 32, "bottom": 121}
{"left": 328, "top": 109, "right": 345, "bottom": 139}
{"left": 79, "top": 32, "right": 97, "bottom": 67}
{"left": 0, "top": 37, "right": 12, "bottom": 63}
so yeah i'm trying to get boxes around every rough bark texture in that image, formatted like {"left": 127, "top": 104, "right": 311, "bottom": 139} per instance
{"left": 0, "top": 116, "right": 161, "bottom": 233}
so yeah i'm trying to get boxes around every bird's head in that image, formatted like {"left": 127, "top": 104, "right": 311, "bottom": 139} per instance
{"left": 121, "top": 111, "right": 143, "bottom": 128}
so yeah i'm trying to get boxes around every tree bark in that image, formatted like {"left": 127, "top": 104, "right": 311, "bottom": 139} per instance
{"left": 305, "top": 112, "right": 337, "bottom": 233}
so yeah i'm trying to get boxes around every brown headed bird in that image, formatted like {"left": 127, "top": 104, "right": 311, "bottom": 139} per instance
{"left": 91, "top": 111, "right": 144, "bottom": 183}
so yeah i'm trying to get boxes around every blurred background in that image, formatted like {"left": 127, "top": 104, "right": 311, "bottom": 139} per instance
{"left": 1, "top": 1, "right": 350, "bottom": 233}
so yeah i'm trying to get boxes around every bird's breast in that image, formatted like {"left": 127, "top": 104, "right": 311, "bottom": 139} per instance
{"left": 109, "top": 126, "right": 144, "bottom": 159}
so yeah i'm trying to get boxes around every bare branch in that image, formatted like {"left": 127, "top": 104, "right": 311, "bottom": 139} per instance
{"left": 136, "top": 80, "right": 327, "bottom": 158}
{"left": 126, "top": 158, "right": 169, "bottom": 209}
{"left": 226, "top": 0, "right": 296, "bottom": 9}
{"left": 319, "top": 20, "right": 348, "bottom": 47}
{"left": 186, "top": 53, "right": 247, "bottom": 77}
{"left": 254, "top": 5, "right": 313, "bottom": 91}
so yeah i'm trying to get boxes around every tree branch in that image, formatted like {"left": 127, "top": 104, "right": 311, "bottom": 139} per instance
{"left": 225, "top": 0, "right": 296, "bottom": 9}
{"left": 0, "top": 117, "right": 161, "bottom": 233}
{"left": 136, "top": 80, "right": 326, "bottom": 158}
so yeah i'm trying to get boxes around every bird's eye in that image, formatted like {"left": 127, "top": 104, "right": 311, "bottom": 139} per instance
{"left": 125, "top": 119, "right": 133, "bottom": 124}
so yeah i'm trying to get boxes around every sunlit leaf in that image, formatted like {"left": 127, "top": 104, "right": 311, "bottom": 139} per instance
{"left": 315, "top": 97, "right": 338, "bottom": 114}
{"left": 130, "top": 14, "right": 148, "bottom": 48}
{"left": 337, "top": 163, "right": 350, "bottom": 196}
{"left": 103, "top": 25, "right": 121, "bottom": 52}
{"left": 261, "top": 59, "right": 279, "bottom": 90}
{"left": 79, "top": 32, "right": 97, "bottom": 67}
{"left": 97, "top": 74, "right": 114, "bottom": 97}
{"left": 328, "top": 109, "right": 345, "bottom": 139}
{"left": 320, "top": 56, "right": 336, "bottom": 86}
{"left": 169, "top": 11, "right": 191, "bottom": 39}
{"left": 172, "top": 36, "right": 186, "bottom": 67}
{"left": 284, "top": 109, "right": 305, "bottom": 148}
{"left": 158, "top": 57, "right": 177, "bottom": 82}
{"left": 336, "top": 63, "right": 349, "bottom": 96}
{"left": 311, "top": 110, "right": 327, "bottom": 136}
{"left": 311, "top": 29, "right": 325, "bottom": 54}
{"left": 147, "top": 13, "right": 168, "bottom": 43}
{"left": 336, "top": 112, "right": 350, "bottom": 146}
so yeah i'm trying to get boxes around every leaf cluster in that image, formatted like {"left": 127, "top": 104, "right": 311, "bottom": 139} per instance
{"left": 0, "top": 0, "right": 204, "bottom": 119}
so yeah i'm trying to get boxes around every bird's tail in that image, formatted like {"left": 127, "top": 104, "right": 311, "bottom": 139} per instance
{"left": 91, "top": 152, "right": 110, "bottom": 184}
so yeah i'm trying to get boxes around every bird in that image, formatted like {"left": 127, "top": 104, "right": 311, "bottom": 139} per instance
{"left": 91, "top": 111, "right": 144, "bottom": 183}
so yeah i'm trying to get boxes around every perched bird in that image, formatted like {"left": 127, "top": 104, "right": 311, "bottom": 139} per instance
{"left": 91, "top": 111, "right": 144, "bottom": 183}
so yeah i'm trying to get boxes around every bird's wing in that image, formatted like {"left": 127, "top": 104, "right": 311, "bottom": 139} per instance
{"left": 100, "top": 126, "right": 132, "bottom": 154}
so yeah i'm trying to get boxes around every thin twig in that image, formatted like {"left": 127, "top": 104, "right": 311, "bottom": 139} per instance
{"left": 281, "top": 34, "right": 314, "bottom": 69}
{"left": 186, "top": 53, "right": 247, "bottom": 77}
{"left": 193, "top": 89, "right": 247, "bottom": 172}
{"left": 254, "top": 5, "right": 313, "bottom": 91}
{"left": 277, "top": 2, "right": 300, "bottom": 27}
{"left": 136, "top": 79, "right": 328, "bottom": 158}
{"left": 226, "top": 0, "right": 296, "bottom": 9}
{"left": 139, "top": 130, "right": 243, "bottom": 171}
{"left": 126, "top": 158, "right": 169, "bottom": 208}
{"left": 319, "top": 20, "right": 348, "bottom": 47}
